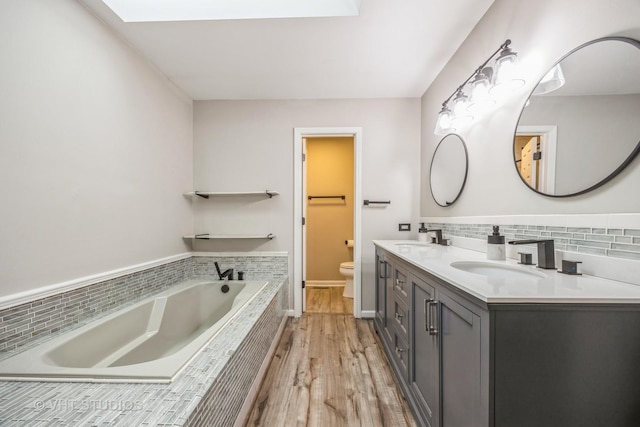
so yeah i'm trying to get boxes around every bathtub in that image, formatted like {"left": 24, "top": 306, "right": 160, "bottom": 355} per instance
{"left": 0, "top": 279, "right": 268, "bottom": 383}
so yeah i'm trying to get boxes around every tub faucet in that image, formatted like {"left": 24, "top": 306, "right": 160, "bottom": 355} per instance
{"left": 214, "top": 262, "right": 234, "bottom": 280}
{"left": 508, "top": 239, "right": 555, "bottom": 269}
{"left": 425, "top": 229, "right": 448, "bottom": 246}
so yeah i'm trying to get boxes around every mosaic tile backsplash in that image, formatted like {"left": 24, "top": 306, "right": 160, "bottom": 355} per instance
{"left": 193, "top": 255, "right": 289, "bottom": 282}
{"left": 427, "top": 222, "right": 640, "bottom": 261}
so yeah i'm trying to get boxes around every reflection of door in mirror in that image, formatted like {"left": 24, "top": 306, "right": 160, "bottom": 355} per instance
{"left": 514, "top": 37, "right": 640, "bottom": 197}
{"left": 515, "top": 126, "right": 557, "bottom": 194}
{"left": 515, "top": 136, "right": 539, "bottom": 189}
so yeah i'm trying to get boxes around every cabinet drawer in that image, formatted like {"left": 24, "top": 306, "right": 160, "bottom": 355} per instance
{"left": 391, "top": 297, "right": 409, "bottom": 340}
{"left": 393, "top": 267, "right": 409, "bottom": 304}
{"left": 392, "top": 329, "right": 410, "bottom": 381}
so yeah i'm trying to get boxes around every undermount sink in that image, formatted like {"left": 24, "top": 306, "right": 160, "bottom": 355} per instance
{"left": 395, "top": 242, "right": 428, "bottom": 247}
{"left": 450, "top": 261, "right": 546, "bottom": 280}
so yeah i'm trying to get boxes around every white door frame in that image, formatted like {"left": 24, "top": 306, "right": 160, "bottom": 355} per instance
{"left": 293, "top": 127, "right": 363, "bottom": 318}
{"left": 516, "top": 125, "right": 558, "bottom": 194}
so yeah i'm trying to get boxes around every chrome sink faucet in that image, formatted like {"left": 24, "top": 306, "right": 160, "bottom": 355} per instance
{"left": 508, "top": 239, "right": 555, "bottom": 269}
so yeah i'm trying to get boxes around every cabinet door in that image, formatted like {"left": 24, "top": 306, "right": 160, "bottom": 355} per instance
{"left": 374, "top": 252, "right": 386, "bottom": 330}
{"left": 411, "top": 277, "right": 439, "bottom": 427}
{"left": 384, "top": 259, "right": 395, "bottom": 343}
{"left": 439, "top": 291, "right": 482, "bottom": 427}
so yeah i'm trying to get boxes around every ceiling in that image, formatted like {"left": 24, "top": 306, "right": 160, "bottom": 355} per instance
{"left": 79, "top": 0, "right": 494, "bottom": 100}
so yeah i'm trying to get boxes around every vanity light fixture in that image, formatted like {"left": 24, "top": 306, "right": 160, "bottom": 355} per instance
{"left": 434, "top": 39, "right": 525, "bottom": 135}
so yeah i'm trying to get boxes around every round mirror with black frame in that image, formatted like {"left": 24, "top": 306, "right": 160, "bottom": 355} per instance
{"left": 430, "top": 133, "right": 468, "bottom": 207}
{"left": 513, "top": 36, "right": 640, "bottom": 197}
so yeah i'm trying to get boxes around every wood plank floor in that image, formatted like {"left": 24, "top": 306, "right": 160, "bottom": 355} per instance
{"left": 245, "top": 314, "right": 417, "bottom": 427}
{"left": 306, "top": 287, "right": 354, "bottom": 315}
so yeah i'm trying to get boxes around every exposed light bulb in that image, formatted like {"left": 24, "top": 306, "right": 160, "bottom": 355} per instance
{"left": 434, "top": 106, "right": 454, "bottom": 135}
{"left": 451, "top": 91, "right": 473, "bottom": 127}
{"left": 490, "top": 46, "right": 525, "bottom": 96}
{"left": 451, "top": 91, "right": 468, "bottom": 114}
{"left": 468, "top": 69, "right": 496, "bottom": 114}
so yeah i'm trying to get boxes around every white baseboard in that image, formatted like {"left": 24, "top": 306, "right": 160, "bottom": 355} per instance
{"left": 286, "top": 309, "right": 295, "bottom": 317}
{"left": 234, "top": 314, "right": 288, "bottom": 427}
{"left": 360, "top": 310, "right": 375, "bottom": 319}
{"left": 306, "top": 280, "right": 345, "bottom": 287}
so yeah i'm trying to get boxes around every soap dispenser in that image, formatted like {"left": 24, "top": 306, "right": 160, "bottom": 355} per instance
{"left": 418, "top": 223, "right": 428, "bottom": 242}
{"left": 487, "top": 226, "right": 506, "bottom": 260}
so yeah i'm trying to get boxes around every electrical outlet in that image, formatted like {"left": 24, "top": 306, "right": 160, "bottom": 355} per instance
{"left": 398, "top": 223, "right": 411, "bottom": 231}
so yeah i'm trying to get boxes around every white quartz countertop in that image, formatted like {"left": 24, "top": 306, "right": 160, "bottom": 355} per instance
{"left": 373, "top": 240, "right": 640, "bottom": 304}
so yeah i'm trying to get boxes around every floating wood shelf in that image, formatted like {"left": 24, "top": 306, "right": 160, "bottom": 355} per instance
{"left": 185, "top": 190, "right": 279, "bottom": 199}
{"left": 183, "top": 233, "right": 275, "bottom": 240}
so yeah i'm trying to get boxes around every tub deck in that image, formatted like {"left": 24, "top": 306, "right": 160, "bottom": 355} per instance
{"left": 0, "top": 279, "right": 267, "bottom": 383}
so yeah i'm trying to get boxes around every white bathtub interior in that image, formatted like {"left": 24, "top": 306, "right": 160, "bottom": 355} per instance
{"left": 0, "top": 279, "right": 268, "bottom": 383}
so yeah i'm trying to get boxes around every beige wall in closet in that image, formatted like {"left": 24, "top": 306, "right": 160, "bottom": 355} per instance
{"left": 306, "top": 137, "right": 354, "bottom": 282}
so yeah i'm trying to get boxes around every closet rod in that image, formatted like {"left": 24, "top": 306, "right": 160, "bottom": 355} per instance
{"left": 308, "top": 195, "right": 346, "bottom": 200}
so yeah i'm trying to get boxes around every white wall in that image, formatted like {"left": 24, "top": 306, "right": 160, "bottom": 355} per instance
{"left": 0, "top": 0, "right": 193, "bottom": 298}
{"left": 421, "top": 0, "right": 640, "bottom": 216}
{"left": 193, "top": 99, "right": 421, "bottom": 310}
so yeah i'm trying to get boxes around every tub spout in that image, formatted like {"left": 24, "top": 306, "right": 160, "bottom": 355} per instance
{"left": 222, "top": 269, "right": 234, "bottom": 280}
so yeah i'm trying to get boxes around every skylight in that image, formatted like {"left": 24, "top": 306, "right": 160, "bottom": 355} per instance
{"left": 101, "top": 0, "right": 362, "bottom": 22}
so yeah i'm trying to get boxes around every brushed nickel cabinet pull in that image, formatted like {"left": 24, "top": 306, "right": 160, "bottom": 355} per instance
{"left": 428, "top": 300, "right": 439, "bottom": 336}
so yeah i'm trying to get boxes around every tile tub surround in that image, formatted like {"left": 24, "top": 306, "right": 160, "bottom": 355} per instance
{"left": 0, "top": 253, "right": 288, "bottom": 425}
{"left": 0, "top": 253, "right": 288, "bottom": 359}
{"left": 0, "top": 257, "right": 195, "bottom": 357}
{"left": 0, "top": 280, "right": 286, "bottom": 426}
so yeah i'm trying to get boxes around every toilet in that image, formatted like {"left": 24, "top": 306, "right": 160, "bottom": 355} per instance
{"left": 340, "top": 261, "right": 354, "bottom": 298}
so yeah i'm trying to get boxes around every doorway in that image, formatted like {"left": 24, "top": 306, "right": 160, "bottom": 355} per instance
{"left": 304, "top": 136, "right": 354, "bottom": 314}
{"left": 293, "top": 127, "right": 362, "bottom": 318}
{"left": 515, "top": 125, "right": 558, "bottom": 193}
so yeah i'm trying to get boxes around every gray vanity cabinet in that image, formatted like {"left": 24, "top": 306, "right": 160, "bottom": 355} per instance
{"left": 375, "top": 247, "right": 488, "bottom": 427}
{"left": 375, "top": 244, "right": 640, "bottom": 427}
